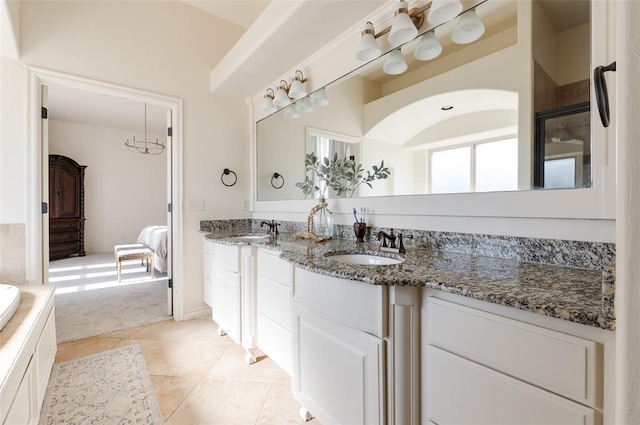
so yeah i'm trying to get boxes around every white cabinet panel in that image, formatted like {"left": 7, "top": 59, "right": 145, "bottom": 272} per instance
{"left": 257, "top": 314, "right": 292, "bottom": 374}
{"left": 257, "top": 249, "right": 292, "bottom": 286}
{"left": 4, "top": 359, "right": 36, "bottom": 425}
{"left": 213, "top": 243, "right": 240, "bottom": 273}
{"left": 34, "top": 311, "right": 56, "bottom": 410}
{"left": 293, "top": 301, "right": 384, "bottom": 425}
{"left": 427, "top": 346, "right": 595, "bottom": 425}
{"left": 203, "top": 238, "right": 213, "bottom": 307}
{"left": 212, "top": 269, "right": 241, "bottom": 344}
{"left": 258, "top": 275, "right": 291, "bottom": 330}
{"left": 427, "top": 298, "right": 597, "bottom": 405}
{"left": 294, "top": 268, "right": 386, "bottom": 337}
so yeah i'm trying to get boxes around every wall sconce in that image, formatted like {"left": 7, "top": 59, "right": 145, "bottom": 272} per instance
{"left": 284, "top": 102, "right": 300, "bottom": 119}
{"left": 261, "top": 88, "right": 277, "bottom": 113}
{"left": 273, "top": 80, "right": 292, "bottom": 107}
{"left": 310, "top": 88, "right": 330, "bottom": 106}
{"left": 298, "top": 96, "right": 314, "bottom": 113}
{"left": 288, "top": 70, "right": 308, "bottom": 100}
{"left": 355, "top": 0, "right": 486, "bottom": 73}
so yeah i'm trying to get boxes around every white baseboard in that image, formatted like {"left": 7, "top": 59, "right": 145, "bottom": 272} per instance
{"left": 180, "top": 306, "right": 212, "bottom": 321}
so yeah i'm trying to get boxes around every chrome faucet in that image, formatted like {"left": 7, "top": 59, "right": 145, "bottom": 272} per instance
{"left": 377, "top": 229, "right": 412, "bottom": 254}
{"left": 261, "top": 220, "right": 279, "bottom": 235}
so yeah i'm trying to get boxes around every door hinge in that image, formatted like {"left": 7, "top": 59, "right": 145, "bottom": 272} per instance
{"left": 168, "top": 278, "right": 173, "bottom": 289}
{"left": 41, "top": 107, "right": 48, "bottom": 119}
{"left": 41, "top": 202, "right": 48, "bottom": 213}
{"left": 167, "top": 203, "right": 172, "bottom": 213}
{"left": 167, "top": 127, "right": 172, "bottom": 137}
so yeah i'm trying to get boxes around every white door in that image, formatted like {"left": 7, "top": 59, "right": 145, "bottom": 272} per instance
{"left": 41, "top": 85, "right": 50, "bottom": 285}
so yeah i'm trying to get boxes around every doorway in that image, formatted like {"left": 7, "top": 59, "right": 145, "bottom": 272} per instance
{"left": 27, "top": 68, "right": 184, "bottom": 322}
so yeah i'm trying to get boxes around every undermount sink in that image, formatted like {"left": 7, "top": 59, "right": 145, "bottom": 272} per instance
{"left": 327, "top": 253, "right": 404, "bottom": 265}
{"left": 226, "top": 234, "right": 271, "bottom": 242}
{"left": 0, "top": 284, "right": 21, "bottom": 331}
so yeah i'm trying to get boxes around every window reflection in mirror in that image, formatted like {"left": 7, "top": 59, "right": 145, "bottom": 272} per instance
{"left": 256, "top": 0, "right": 591, "bottom": 201}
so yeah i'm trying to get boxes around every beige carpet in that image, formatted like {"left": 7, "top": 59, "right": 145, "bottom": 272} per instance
{"left": 39, "top": 344, "right": 164, "bottom": 425}
{"left": 50, "top": 253, "right": 171, "bottom": 343}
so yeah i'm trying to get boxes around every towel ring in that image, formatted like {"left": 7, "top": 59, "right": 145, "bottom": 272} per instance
{"left": 271, "top": 172, "right": 284, "bottom": 189}
{"left": 221, "top": 168, "right": 237, "bottom": 187}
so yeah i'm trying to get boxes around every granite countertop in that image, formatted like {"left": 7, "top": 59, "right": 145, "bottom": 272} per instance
{"left": 204, "top": 229, "right": 614, "bottom": 331}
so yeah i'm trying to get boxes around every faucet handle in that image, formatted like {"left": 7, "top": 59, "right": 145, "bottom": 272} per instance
{"left": 397, "top": 233, "right": 413, "bottom": 254}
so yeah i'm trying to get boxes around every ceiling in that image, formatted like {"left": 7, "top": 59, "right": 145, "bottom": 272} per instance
{"left": 179, "top": 0, "right": 269, "bottom": 29}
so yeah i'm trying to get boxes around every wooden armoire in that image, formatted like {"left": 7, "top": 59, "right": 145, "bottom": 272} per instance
{"left": 49, "top": 155, "right": 87, "bottom": 260}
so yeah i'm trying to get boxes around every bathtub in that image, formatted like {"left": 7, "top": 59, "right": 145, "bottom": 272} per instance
{"left": 0, "top": 284, "right": 20, "bottom": 331}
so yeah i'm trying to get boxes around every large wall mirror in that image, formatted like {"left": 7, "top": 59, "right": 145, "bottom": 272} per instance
{"left": 256, "top": 0, "right": 591, "bottom": 202}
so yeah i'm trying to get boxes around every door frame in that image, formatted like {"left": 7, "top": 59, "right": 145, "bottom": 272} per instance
{"left": 26, "top": 67, "right": 185, "bottom": 320}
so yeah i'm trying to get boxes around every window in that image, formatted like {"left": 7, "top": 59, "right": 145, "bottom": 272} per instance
{"left": 429, "top": 138, "right": 518, "bottom": 194}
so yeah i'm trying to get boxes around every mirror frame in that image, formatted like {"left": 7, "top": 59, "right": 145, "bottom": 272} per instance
{"left": 250, "top": 0, "right": 614, "bottom": 221}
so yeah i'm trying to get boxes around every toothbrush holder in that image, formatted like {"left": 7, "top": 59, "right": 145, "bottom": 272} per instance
{"left": 353, "top": 222, "right": 367, "bottom": 244}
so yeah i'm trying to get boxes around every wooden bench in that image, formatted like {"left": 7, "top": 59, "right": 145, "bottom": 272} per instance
{"left": 114, "top": 243, "right": 155, "bottom": 282}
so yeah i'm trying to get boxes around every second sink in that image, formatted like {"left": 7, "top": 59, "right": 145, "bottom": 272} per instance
{"left": 327, "top": 253, "right": 404, "bottom": 266}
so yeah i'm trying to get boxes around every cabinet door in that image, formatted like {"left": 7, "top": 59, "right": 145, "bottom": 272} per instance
{"left": 35, "top": 310, "right": 56, "bottom": 411}
{"left": 212, "top": 269, "right": 241, "bottom": 344}
{"left": 426, "top": 346, "right": 595, "bottom": 425}
{"left": 203, "top": 239, "right": 213, "bottom": 307}
{"left": 4, "top": 358, "right": 36, "bottom": 425}
{"left": 292, "top": 301, "right": 384, "bottom": 425}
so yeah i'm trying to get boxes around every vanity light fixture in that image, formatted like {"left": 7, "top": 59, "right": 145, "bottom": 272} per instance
{"left": 298, "top": 96, "right": 314, "bottom": 113}
{"left": 383, "top": 48, "right": 408, "bottom": 75}
{"left": 414, "top": 31, "right": 442, "bottom": 61}
{"left": 261, "top": 88, "right": 277, "bottom": 113}
{"left": 427, "top": 0, "right": 463, "bottom": 26}
{"left": 388, "top": 1, "right": 419, "bottom": 47}
{"left": 451, "top": 8, "right": 485, "bottom": 44}
{"left": 284, "top": 102, "right": 300, "bottom": 119}
{"left": 355, "top": 22, "right": 382, "bottom": 61}
{"left": 310, "top": 87, "right": 330, "bottom": 106}
{"left": 273, "top": 80, "right": 292, "bottom": 107}
{"left": 288, "top": 70, "right": 308, "bottom": 100}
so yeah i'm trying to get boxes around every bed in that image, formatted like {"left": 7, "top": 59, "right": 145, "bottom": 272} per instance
{"left": 137, "top": 225, "right": 168, "bottom": 273}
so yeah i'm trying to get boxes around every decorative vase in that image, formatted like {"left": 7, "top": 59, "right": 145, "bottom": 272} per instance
{"left": 313, "top": 198, "right": 335, "bottom": 239}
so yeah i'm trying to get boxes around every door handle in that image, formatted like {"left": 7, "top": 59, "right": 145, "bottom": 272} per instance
{"left": 594, "top": 61, "right": 616, "bottom": 127}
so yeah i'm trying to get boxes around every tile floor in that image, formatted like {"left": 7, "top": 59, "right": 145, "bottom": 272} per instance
{"left": 56, "top": 317, "right": 322, "bottom": 425}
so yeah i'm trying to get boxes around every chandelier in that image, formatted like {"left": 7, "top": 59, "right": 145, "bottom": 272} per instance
{"left": 124, "top": 103, "right": 166, "bottom": 155}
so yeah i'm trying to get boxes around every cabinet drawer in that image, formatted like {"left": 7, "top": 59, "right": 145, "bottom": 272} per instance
{"left": 257, "top": 249, "right": 292, "bottom": 286}
{"left": 427, "top": 298, "right": 597, "bottom": 406}
{"left": 49, "top": 219, "right": 81, "bottom": 230}
{"left": 258, "top": 275, "right": 291, "bottom": 330}
{"left": 213, "top": 243, "right": 239, "bottom": 273}
{"left": 49, "top": 231, "right": 80, "bottom": 243}
{"left": 294, "top": 268, "right": 386, "bottom": 338}
{"left": 427, "top": 346, "right": 595, "bottom": 425}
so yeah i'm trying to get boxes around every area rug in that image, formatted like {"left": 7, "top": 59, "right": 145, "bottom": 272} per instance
{"left": 39, "top": 344, "right": 164, "bottom": 425}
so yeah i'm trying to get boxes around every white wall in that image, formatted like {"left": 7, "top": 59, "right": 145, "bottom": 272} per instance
{"left": 49, "top": 120, "right": 166, "bottom": 254}
{"left": 0, "top": 1, "right": 250, "bottom": 317}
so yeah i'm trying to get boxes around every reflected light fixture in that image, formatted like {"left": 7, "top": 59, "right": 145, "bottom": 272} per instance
{"left": 355, "top": 22, "right": 382, "bottom": 61}
{"left": 452, "top": 9, "right": 485, "bottom": 44}
{"left": 383, "top": 48, "right": 408, "bottom": 75}
{"left": 427, "top": 0, "right": 463, "bottom": 26}
{"left": 288, "top": 70, "right": 308, "bottom": 100}
{"left": 388, "top": 1, "right": 419, "bottom": 47}
{"left": 261, "top": 88, "right": 277, "bottom": 113}
{"left": 273, "top": 80, "right": 292, "bottom": 107}
{"left": 310, "top": 88, "right": 330, "bottom": 106}
{"left": 414, "top": 31, "right": 442, "bottom": 61}
{"left": 284, "top": 102, "right": 300, "bottom": 119}
{"left": 298, "top": 96, "right": 314, "bottom": 113}
{"left": 124, "top": 103, "right": 165, "bottom": 155}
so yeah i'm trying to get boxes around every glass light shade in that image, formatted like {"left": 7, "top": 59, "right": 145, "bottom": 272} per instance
{"left": 261, "top": 93, "right": 277, "bottom": 113}
{"left": 355, "top": 22, "right": 382, "bottom": 61}
{"left": 284, "top": 103, "right": 300, "bottom": 119}
{"left": 388, "top": 1, "right": 418, "bottom": 47}
{"left": 451, "top": 9, "right": 485, "bottom": 44}
{"left": 383, "top": 49, "right": 408, "bottom": 75}
{"left": 273, "top": 85, "right": 291, "bottom": 107}
{"left": 427, "top": 0, "right": 463, "bottom": 26}
{"left": 310, "top": 88, "right": 330, "bottom": 106}
{"left": 288, "top": 78, "right": 307, "bottom": 100}
{"left": 298, "top": 96, "right": 314, "bottom": 113}
{"left": 414, "top": 32, "right": 442, "bottom": 60}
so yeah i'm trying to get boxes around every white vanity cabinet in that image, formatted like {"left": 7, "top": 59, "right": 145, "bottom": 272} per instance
{"left": 1, "top": 287, "right": 57, "bottom": 425}
{"left": 210, "top": 241, "right": 257, "bottom": 363}
{"left": 256, "top": 248, "right": 293, "bottom": 374}
{"left": 292, "top": 267, "right": 421, "bottom": 425}
{"left": 424, "top": 296, "right": 602, "bottom": 425}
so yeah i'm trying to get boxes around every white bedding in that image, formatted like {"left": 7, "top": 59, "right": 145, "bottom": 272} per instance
{"left": 137, "top": 225, "right": 168, "bottom": 272}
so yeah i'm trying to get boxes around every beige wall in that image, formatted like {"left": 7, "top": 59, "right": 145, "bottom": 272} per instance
{"left": 0, "top": 1, "right": 250, "bottom": 316}
{"left": 49, "top": 120, "right": 167, "bottom": 254}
